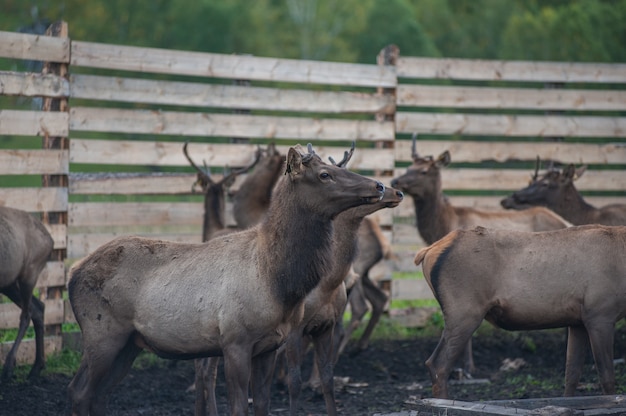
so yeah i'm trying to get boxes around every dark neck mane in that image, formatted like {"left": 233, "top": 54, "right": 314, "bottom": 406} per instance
{"left": 259, "top": 179, "right": 333, "bottom": 308}
{"left": 413, "top": 193, "right": 455, "bottom": 245}
{"left": 551, "top": 186, "right": 597, "bottom": 225}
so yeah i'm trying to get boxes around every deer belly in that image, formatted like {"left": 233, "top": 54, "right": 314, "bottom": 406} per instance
{"left": 485, "top": 304, "right": 581, "bottom": 331}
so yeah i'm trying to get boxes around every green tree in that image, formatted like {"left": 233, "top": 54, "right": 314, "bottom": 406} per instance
{"left": 354, "top": 0, "right": 439, "bottom": 63}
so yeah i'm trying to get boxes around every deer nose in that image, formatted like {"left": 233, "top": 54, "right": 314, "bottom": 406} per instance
{"left": 396, "top": 190, "right": 404, "bottom": 200}
{"left": 390, "top": 178, "right": 398, "bottom": 188}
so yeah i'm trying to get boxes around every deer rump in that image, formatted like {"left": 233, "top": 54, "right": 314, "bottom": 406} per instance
{"left": 415, "top": 224, "right": 626, "bottom": 398}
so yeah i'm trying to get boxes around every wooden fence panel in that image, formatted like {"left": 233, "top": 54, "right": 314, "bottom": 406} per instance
{"left": 0, "top": 30, "right": 70, "bottom": 63}
{"left": 396, "top": 57, "right": 626, "bottom": 83}
{"left": 69, "top": 107, "right": 395, "bottom": 141}
{"left": 70, "top": 74, "right": 394, "bottom": 114}
{"left": 71, "top": 41, "right": 397, "bottom": 87}
{"left": 0, "top": 110, "right": 69, "bottom": 136}
{"left": 394, "top": 140, "right": 626, "bottom": 165}
{"left": 0, "top": 149, "right": 69, "bottom": 175}
{"left": 0, "top": 71, "right": 69, "bottom": 97}
{"left": 0, "top": 188, "right": 68, "bottom": 212}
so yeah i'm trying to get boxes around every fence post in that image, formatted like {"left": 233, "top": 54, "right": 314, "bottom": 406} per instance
{"left": 375, "top": 44, "right": 399, "bottom": 294}
{"left": 41, "top": 21, "right": 69, "bottom": 339}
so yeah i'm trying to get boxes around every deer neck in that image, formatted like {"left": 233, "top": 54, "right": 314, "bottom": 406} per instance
{"left": 412, "top": 191, "right": 454, "bottom": 245}
{"left": 202, "top": 188, "right": 226, "bottom": 242}
{"left": 259, "top": 188, "right": 334, "bottom": 309}
{"left": 320, "top": 212, "right": 364, "bottom": 292}
{"left": 550, "top": 188, "right": 597, "bottom": 225}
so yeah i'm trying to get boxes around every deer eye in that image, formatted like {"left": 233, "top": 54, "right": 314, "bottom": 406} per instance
{"left": 319, "top": 172, "right": 331, "bottom": 180}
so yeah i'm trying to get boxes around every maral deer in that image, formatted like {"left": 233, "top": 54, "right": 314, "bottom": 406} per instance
{"left": 501, "top": 162, "right": 626, "bottom": 225}
{"left": 283, "top": 148, "right": 404, "bottom": 416}
{"left": 0, "top": 206, "right": 53, "bottom": 381}
{"left": 414, "top": 225, "right": 626, "bottom": 399}
{"left": 66, "top": 144, "right": 385, "bottom": 416}
{"left": 390, "top": 135, "right": 571, "bottom": 374}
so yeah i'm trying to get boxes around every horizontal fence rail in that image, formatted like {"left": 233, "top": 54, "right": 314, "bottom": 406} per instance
{"left": 1, "top": 24, "right": 625, "bottom": 362}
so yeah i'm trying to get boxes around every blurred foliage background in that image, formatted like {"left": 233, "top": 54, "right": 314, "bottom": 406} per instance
{"left": 2, "top": 0, "right": 625, "bottom": 63}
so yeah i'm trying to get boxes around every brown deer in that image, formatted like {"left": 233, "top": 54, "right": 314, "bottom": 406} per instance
{"left": 501, "top": 162, "right": 626, "bottom": 225}
{"left": 0, "top": 206, "right": 53, "bottom": 381}
{"left": 414, "top": 225, "right": 626, "bottom": 399}
{"left": 183, "top": 142, "right": 260, "bottom": 416}
{"left": 231, "top": 142, "right": 284, "bottom": 229}
{"left": 66, "top": 144, "right": 385, "bottom": 416}
{"left": 283, "top": 148, "right": 404, "bottom": 416}
{"left": 390, "top": 134, "right": 572, "bottom": 375}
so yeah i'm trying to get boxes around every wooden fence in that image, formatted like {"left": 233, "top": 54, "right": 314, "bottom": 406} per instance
{"left": 1, "top": 22, "right": 625, "bottom": 362}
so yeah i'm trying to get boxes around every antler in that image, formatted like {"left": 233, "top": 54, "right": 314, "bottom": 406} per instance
{"left": 221, "top": 147, "right": 262, "bottom": 184}
{"left": 532, "top": 155, "right": 540, "bottom": 182}
{"left": 183, "top": 142, "right": 213, "bottom": 191}
{"left": 301, "top": 143, "right": 316, "bottom": 163}
{"left": 411, "top": 132, "right": 419, "bottom": 160}
{"left": 328, "top": 141, "right": 355, "bottom": 168}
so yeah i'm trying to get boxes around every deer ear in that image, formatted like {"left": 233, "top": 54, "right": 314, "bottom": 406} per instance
{"left": 436, "top": 151, "right": 451, "bottom": 167}
{"left": 285, "top": 147, "right": 303, "bottom": 176}
{"left": 562, "top": 164, "right": 578, "bottom": 182}
{"left": 574, "top": 165, "right": 587, "bottom": 180}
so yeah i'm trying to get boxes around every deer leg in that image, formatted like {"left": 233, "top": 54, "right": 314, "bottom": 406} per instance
{"left": 564, "top": 325, "right": 589, "bottom": 396}
{"left": 586, "top": 321, "right": 617, "bottom": 395}
{"left": 312, "top": 325, "right": 338, "bottom": 416}
{"left": 461, "top": 339, "right": 476, "bottom": 376}
{"left": 28, "top": 296, "right": 46, "bottom": 378}
{"left": 355, "top": 273, "right": 388, "bottom": 353}
{"left": 284, "top": 331, "right": 305, "bottom": 416}
{"left": 250, "top": 349, "right": 277, "bottom": 416}
{"left": 426, "top": 313, "right": 483, "bottom": 399}
{"left": 193, "top": 357, "right": 220, "bottom": 416}
{"left": 222, "top": 344, "right": 253, "bottom": 416}
{"left": 68, "top": 329, "right": 138, "bottom": 416}
{"left": 337, "top": 280, "right": 367, "bottom": 356}
{"left": 1, "top": 282, "right": 34, "bottom": 381}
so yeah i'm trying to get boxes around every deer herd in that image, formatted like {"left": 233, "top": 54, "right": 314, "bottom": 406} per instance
{"left": 0, "top": 137, "right": 624, "bottom": 415}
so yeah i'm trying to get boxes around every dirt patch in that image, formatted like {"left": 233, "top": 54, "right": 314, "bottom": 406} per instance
{"left": 2, "top": 324, "right": 625, "bottom": 415}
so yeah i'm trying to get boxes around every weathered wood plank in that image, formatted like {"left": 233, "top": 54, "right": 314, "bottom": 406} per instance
{"left": 394, "top": 139, "right": 626, "bottom": 165}
{"left": 42, "top": 224, "right": 67, "bottom": 249}
{"left": 0, "top": 31, "right": 70, "bottom": 63}
{"left": 0, "top": 149, "right": 69, "bottom": 175}
{"left": 69, "top": 202, "right": 204, "bottom": 227}
{"left": 483, "top": 395, "right": 626, "bottom": 411}
{"left": 71, "top": 41, "right": 397, "bottom": 88}
{"left": 36, "top": 261, "right": 66, "bottom": 289}
{"left": 69, "top": 139, "right": 395, "bottom": 170}
{"left": 397, "top": 84, "right": 626, "bottom": 112}
{"left": 0, "top": 110, "right": 69, "bottom": 136}
{"left": 396, "top": 112, "right": 626, "bottom": 138}
{"left": 0, "top": 336, "right": 62, "bottom": 366}
{"left": 0, "top": 71, "right": 69, "bottom": 97}
{"left": 0, "top": 299, "right": 65, "bottom": 329}
{"left": 70, "top": 74, "right": 394, "bottom": 114}
{"left": 69, "top": 108, "right": 394, "bottom": 141}
{"left": 0, "top": 187, "right": 68, "bottom": 212}
{"left": 392, "top": 168, "right": 626, "bottom": 191}
{"left": 397, "top": 57, "right": 626, "bottom": 83}
{"left": 69, "top": 172, "right": 196, "bottom": 195}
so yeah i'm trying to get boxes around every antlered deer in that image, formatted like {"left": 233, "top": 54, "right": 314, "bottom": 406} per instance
{"left": 414, "top": 225, "right": 626, "bottom": 399}
{"left": 501, "top": 162, "right": 626, "bottom": 225}
{"left": 0, "top": 206, "right": 53, "bottom": 381}
{"left": 283, "top": 147, "right": 403, "bottom": 416}
{"left": 390, "top": 134, "right": 571, "bottom": 374}
{"left": 66, "top": 144, "right": 385, "bottom": 416}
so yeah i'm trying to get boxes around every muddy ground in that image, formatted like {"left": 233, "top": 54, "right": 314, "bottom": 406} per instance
{"left": 1, "top": 323, "right": 625, "bottom": 416}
